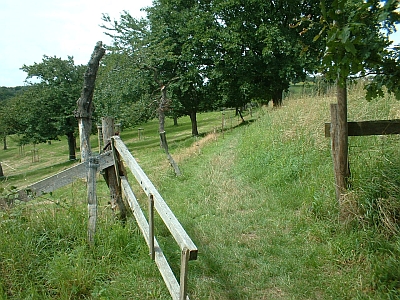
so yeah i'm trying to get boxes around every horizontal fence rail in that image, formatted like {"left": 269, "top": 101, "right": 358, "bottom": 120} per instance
{"left": 113, "top": 136, "right": 198, "bottom": 261}
{"left": 114, "top": 136, "right": 197, "bottom": 299}
{"left": 325, "top": 119, "right": 400, "bottom": 137}
{"left": 17, "top": 151, "right": 114, "bottom": 201}
{"left": 13, "top": 136, "right": 197, "bottom": 300}
{"left": 121, "top": 177, "right": 182, "bottom": 298}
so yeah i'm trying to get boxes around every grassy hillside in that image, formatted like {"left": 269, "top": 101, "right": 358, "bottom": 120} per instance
{"left": 1, "top": 87, "right": 400, "bottom": 299}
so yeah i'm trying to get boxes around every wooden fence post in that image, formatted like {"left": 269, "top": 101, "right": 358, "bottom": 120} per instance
{"left": 330, "top": 102, "right": 349, "bottom": 204}
{"left": 149, "top": 193, "right": 155, "bottom": 260}
{"left": 102, "top": 117, "right": 127, "bottom": 221}
{"left": 179, "top": 247, "right": 190, "bottom": 300}
{"left": 87, "top": 156, "right": 99, "bottom": 246}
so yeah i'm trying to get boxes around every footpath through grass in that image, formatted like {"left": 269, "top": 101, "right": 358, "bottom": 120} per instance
{"left": 1, "top": 89, "right": 400, "bottom": 299}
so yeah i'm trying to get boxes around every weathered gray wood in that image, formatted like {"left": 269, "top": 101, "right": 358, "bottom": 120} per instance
{"left": 75, "top": 41, "right": 105, "bottom": 162}
{"left": 149, "top": 193, "right": 155, "bottom": 260}
{"left": 179, "top": 247, "right": 190, "bottom": 300}
{"left": 102, "top": 117, "right": 127, "bottom": 220}
{"left": 336, "top": 83, "right": 350, "bottom": 196}
{"left": 160, "top": 131, "right": 181, "bottom": 176}
{"left": 17, "top": 151, "right": 114, "bottom": 201}
{"left": 87, "top": 157, "right": 99, "bottom": 246}
{"left": 114, "top": 136, "right": 198, "bottom": 260}
{"left": 330, "top": 104, "right": 342, "bottom": 203}
{"left": 325, "top": 119, "right": 400, "bottom": 137}
{"left": 120, "top": 177, "right": 181, "bottom": 300}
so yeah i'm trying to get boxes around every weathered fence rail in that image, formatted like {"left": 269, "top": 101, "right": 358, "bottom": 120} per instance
{"left": 15, "top": 137, "right": 197, "bottom": 300}
{"left": 113, "top": 136, "right": 197, "bottom": 300}
{"left": 325, "top": 119, "right": 400, "bottom": 137}
{"left": 17, "top": 151, "right": 114, "bottom": 200}
{"left": 325, "top": 114, "right": 400, "bottom": 202}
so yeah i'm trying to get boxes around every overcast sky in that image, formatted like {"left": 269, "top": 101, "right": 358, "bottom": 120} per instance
{"left": 1, "top": 1, "right": 399, "bottom": 87}
{"left": 0, "top": 0, "right": 153, "bottom": 87}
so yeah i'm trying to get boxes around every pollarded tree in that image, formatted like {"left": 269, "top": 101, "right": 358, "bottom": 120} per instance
{"left": 20, "top": 55, "right": 85, "bottom": 160}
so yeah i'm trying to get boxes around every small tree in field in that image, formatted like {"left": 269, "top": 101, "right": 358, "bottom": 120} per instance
{"left": 309, "top": 0, "right": 400, "bottom": 201}
{"left": 20, "top": 56, "right": 86, "bottom": 160}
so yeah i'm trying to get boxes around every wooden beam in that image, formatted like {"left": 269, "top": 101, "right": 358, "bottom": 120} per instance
{"left": 121, "top": 177, "right": 181, "bottom": 300}
{"left": 17, "top": 151, "right": 114, "bottom": 201}
{"left": 114, "top": 136, "right": 198, "bottom": 261}
{"left": 325, "top": 119, "right": 400, "bottom": 137}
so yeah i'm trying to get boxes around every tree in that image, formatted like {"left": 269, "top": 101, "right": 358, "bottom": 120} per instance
{"left": 211, "top": 0, "right": 322, "bottom": 107}
{"left": 20, "top": 55, "right": 85, "bottom": 160}
{"left": 308, "top": 0, "right": 400, "bottom": 201}
{"left": 102, "top": 1, "right": 220, "bottom": 137}
{"left": 0, "top": 87, "right": 27, "bottom": 150}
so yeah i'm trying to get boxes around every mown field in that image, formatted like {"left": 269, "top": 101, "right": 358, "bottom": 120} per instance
{"left": 1, "top": 85, "right": 400, "bottom": 299}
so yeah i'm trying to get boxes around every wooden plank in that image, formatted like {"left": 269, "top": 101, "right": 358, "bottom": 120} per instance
{"left": 330, "top": 104, "right": 343, "bottom": 203}
{"left": 121, "top": 177, "right": 181, "bottom": 300}
{"left": 87, "top": 157, "right": 99, "bottom": 246}
{"left": 17, "top": 151, "right": 114, "bottom": 201}
{"left": 114, "top": 137, "right": 198, "bottom": 260}
{"left": 179, "top": 247, "right": 190, "bottom": 300}
{"left": 325, "top": 119, "right": 400, "bottom": 137}
{"left": 149, "top": 193, "right": 155, "bottom": 260}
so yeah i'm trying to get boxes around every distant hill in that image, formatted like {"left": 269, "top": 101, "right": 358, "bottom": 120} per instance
{"left": 0, "top": 86, "right": 26, "bottom": 101}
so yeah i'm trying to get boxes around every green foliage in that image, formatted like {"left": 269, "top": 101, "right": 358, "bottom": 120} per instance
{"left": 1, "top": 91, "right": 400, "bottom": 297}
{"left": 6, "top": 56, "right": 86, "bottom": 159}
{"left": 312, "top": 0, "right": 400, "bottom": 99}
{"left": 0, "top": 86, "right": 25, "bottom": 102}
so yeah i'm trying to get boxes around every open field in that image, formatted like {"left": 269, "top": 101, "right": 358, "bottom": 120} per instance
{"left": 1, "top": 88, "right": 400, "bottom": 299}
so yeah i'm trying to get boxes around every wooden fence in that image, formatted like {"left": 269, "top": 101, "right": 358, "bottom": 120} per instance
{"left": 17, "top": 137, "right": 197, "bottom": 300}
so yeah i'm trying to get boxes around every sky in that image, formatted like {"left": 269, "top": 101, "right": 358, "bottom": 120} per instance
{"left": 0, "top": 0, "right": 153, "bottom": 87}
{"left": 0, "top": 1, "right": 399, "bottom": 88}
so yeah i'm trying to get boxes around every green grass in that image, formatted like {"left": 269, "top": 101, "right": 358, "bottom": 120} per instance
{"left": 1, "top": 90, "right": 400, "bottom": 299}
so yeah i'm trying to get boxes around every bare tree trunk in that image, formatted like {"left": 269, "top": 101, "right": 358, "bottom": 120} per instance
{"left": 272, "top": 88, "right": 283, "bottom": 107}
{"left": 146, "top": 66, "right": 181, "bottom": 176}
{"left": 66, "top": 132, "right": 76, "bottom": 160}
{"left": 75, "top": 41, "right": 105, "bottom": 162}
{"left": 3, "top": 136, "right": 7, "bottom": 150}
{"left": 0, "top": 162, "right": 4, "bottom": 177}
{"left": 189, "top": 111, "right": 199, "bottom": 136}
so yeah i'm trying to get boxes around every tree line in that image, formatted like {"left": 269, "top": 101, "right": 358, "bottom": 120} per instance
{"left": 0, "top": 0, "right": 399, "bottom": 160}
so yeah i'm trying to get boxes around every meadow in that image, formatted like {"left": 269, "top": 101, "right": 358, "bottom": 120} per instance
{"left": 1, "top": 85, "right": 400, "bottom": 299}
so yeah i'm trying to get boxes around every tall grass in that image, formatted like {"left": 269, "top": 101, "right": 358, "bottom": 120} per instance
{"left": 1, "top": 87, "right": 400, "bottom": 299}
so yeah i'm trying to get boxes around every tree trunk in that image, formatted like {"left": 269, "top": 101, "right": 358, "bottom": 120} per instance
{"left": 75, "top": 41, "right": 105, "bottom": 162}
{"left": 0, "top": 162, "right": 4, "bottom": 177}
{"left": 160, "top": 131, "right": 181, "bottom": 176}
{"left": 189, "top": 111, "right": 199, "bottom": 136}
{"left": 173, "top": 115, "right": 178, "bottom": 126}
{"left": 66, "top": 132, "right": 76, "bottom": 160}
{"left": 159, "top": 88, "right": 167, "bottom": 145}
{"left": 272, "top": 88, "right": 283, "bottom": 107}
{"left": 3, "top": 135, "right": 6, "bottom": 150}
